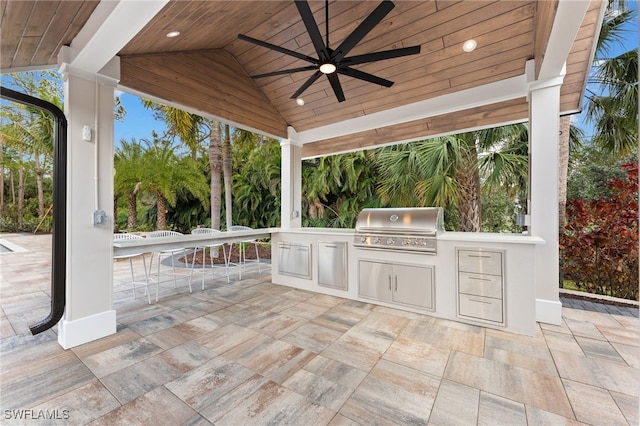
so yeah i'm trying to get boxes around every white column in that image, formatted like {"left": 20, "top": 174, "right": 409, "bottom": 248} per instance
{"left": 57, "top": 70, "right": 116, "bottom": 348}
{"left": 528, "top": 68, "right": 564, "bottom": 325}
{"left": 280, "top": 126, "right": 302, "bottom": 229}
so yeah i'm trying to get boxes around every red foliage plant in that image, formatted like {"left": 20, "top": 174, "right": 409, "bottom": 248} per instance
{"left": 560, "top": 162, "right": 639, "bottom": 300}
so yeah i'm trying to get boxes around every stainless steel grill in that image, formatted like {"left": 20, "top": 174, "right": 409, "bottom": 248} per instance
{"left": 353, "top": 207, "right": 444, "bottom": 253}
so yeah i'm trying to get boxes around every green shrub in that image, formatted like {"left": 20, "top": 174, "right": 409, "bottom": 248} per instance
{"left": 561, "top": 162, "right": 638, "bottom": 300}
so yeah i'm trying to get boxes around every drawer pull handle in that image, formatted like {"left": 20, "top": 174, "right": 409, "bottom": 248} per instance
{"left": 468, "top": 254, "right": 492, "bottom": 258}
{"left": 469, "top": 298, "right": 492, "bottom": 304}
{"left": 323, "top": 244, "right": 338, "bottom": 248}
{"left": 468, "top": 276, "right": 491, "bottom": 281}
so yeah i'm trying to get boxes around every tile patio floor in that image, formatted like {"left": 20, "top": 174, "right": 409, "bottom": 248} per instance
{"left": 1, "top": 233, "right": 638, "bottom": 425}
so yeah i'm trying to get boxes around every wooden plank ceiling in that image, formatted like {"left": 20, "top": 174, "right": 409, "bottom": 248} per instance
{"left": 2, "top": 0, "right": 603, "bottom": 157}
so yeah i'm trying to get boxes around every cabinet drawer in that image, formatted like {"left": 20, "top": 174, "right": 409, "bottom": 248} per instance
{"left": 458, "top": 250, "right": 502, "bottom": 275}
{"left": 459, "top": 294, "right": 503, "bottom": 323}
{"left": 459, "top": 272, "right": 502, "bottom": 298}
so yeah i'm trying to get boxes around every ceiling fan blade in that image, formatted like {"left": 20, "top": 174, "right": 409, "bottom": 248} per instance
{"left": 338, "top": 66, "right": 394, "bottom": 88}
{"left": 333, "top": 0, "right": 395, "bottom": 62}
{"left": 238, "top": 34, "right": 318, "bottom": 64}
{"left": 343, "top": 45, "right": 421, "bottom": 66}
{"left": 291, "top": 70, "right": 323, "bottom": 99}
{"left": 295, "top": 0, "right": 330, "bottom": 61}
{"left": 252, "top": 66, "right": 318, "bottom": 79}
{"left": 327, "top": 73, "right": 346, "bottom": 102}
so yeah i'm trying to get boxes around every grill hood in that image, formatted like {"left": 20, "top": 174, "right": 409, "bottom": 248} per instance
{"left": 354, "top": 207, "right": 444, "bottom": 253}
{"left": 355, "top": 207, "right": 444, "bottom": 235}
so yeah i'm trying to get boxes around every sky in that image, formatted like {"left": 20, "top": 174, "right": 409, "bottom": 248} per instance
{"left": 114, "top": 91, "right": 166, "bottom": 144}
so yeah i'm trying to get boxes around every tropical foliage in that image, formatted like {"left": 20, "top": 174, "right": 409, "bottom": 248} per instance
{"left": 1, "top": 72, "right": 60, "bottom": 232}
{"left": 585, "top": 0, "right": 638, "bottom": 156}
{"left": 303, "top": 151, "right": 379, "bottom": 228}
{"left": 561, "top": 162, "right": 638, "bottom": 300}
{"left": 376, "top": 125, "right": 529, "bottom": 232}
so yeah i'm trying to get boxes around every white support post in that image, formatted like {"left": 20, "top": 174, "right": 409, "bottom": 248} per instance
{"left": 57, "top": 69, "right": 116, "bottom": 348}
{"left": 528, "top": 64, "right": 564, "bottom": 325}
{"left": 280, "top": 126, "right": 302, "bottom": 229}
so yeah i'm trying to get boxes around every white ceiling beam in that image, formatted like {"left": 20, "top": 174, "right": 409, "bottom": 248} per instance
{"left": 296, "top": 73, "right": 529, "bottom": 145}
{"left": 62, "top": 0, "right": 169, "bottom": 75}
{"left": 537, "top": 0, "right": 591, "bottom": 80}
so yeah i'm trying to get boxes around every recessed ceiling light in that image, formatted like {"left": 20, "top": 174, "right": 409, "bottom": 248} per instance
{"left": 463, "top": 39, "right": 477, "bottom": 52}
{"left": 296, "top": 98, "right": 305, "bottom": 106}
{"left": 166, "top": 31, "right": 181, "bottom": 38}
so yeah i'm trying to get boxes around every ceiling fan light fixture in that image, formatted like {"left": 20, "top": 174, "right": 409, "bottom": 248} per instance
{"left": 238, "top": 0, "right": 421, "bottom": 102}
{"left": 319, "top": 62, "right": 337, "bottom": 74}
{"left": 462, "top": 39, "right": 477, "bottom": 52}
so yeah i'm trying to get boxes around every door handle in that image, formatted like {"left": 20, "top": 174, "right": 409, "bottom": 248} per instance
{"left": 395, "top": 276, "right": 398, "bottom": 291}
{"left": 388, "top": 275, "right": 392, "bottom": 291}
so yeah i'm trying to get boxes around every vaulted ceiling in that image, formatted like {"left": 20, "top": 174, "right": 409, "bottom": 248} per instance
{"left": 1, "top": 0, "right": 604, "bottom": 157}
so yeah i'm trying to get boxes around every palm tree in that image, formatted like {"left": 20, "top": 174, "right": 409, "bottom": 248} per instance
{"left": 0, "top": 72, "right": 59, "bottom": 224}
{"left": 140, "top": 134, "right": 209, "bottom": 229}
{"left": 303, "top": 151, "right": 378, "bottom": 228}
{"left": 208, "top": 122, "right": 223, "bottom": 230}
{"left": 142, "top": 100, "right": 228, "bottom": 230}
{"left": 585, "top": 0, "right": 637, "bottom": 155}
{"left": 114, "top": 138, "right": 145, "bottom": 229}
{"left": 232, "top": 136, "right": 282, "bottom": 228}
{"left": 223, "top": 124, "right": 233, "bottom": 228}
{"left": 376, "top": 125, "right": 529, "bottom": 232}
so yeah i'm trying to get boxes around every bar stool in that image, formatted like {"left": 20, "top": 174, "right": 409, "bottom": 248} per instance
{"left": 228, "top": 225, "right": 261, "bottom": 280}
{"left": 190, "top": 228, "right": 230, "bottom": 289}
{"left": 113, "top": 233, "right": 153, "bottom": 304}
{"left": 146, "top": 230, "right": 192, "bottom": 299}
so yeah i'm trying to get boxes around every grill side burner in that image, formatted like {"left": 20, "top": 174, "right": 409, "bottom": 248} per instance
{"left": 353, "top": 207, "right": 444, "bottom": 253}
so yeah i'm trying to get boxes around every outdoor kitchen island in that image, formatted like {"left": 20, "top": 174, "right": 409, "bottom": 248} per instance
{"left": 271, "top": 226, "right": 544, "bottom": 336}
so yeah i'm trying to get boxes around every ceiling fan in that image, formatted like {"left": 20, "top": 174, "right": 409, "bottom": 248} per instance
{"left": 238, "top": 0, "right": 421, "bottom": 103}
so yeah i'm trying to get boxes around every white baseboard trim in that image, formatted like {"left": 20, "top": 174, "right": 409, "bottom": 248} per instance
{"left": 58, "top": 310, "right": 116, "bottom": 349}
{"left": 536, "top": 298, "right": 562, "bottom": 325}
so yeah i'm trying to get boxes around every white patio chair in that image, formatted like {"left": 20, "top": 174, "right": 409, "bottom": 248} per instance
{"left": 113, "top": 233, "right": 153, "bottom": 304}
{"left": 146, "top": 230, "right": 192, "bottom": 299}
{"left": 190, "top": 227, "right": 230, "bottom": 289}
{"left": 228, "top": 225, "right": 262, "bottom": 280}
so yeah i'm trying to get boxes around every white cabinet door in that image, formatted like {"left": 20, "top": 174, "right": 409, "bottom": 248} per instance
{"left": 393, "top": 264, "right": 434, "bottom": 310}
{"left": 358, "top": 260, "right": 393, "bottom": 301}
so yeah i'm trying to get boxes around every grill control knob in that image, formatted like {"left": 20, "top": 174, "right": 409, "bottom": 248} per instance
{"left": 403, "top": 238, "right": 411, "bottom": 245}
{"left": 387, "top": 238, "right": 395, "bottom": 245}
{"left": 359, "top": 236, "right": 367, "bottom": 243}
{"left": 373, "top": 237, "right": 381, "bottom": 244}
